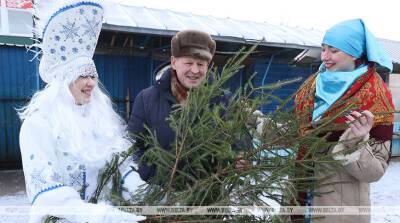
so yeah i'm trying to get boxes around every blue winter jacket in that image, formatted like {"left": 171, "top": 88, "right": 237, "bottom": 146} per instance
{"left": 127, "top": 66, "right": 231, "bottom": 182}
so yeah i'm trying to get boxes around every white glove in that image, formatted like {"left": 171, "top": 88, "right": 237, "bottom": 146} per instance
{"left": 121, "top": 169, "right": 147, "bottom": 201}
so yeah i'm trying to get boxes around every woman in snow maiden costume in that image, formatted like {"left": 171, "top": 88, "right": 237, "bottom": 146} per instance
{"left": 19, "top": 1, "right": 145, "bottom": 222}
{"left": 294, "top": 19, "right": 394, "bottom": 223}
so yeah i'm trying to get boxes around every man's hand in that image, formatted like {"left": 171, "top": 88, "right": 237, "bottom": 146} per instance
{"left": 235, "top": 151, "right": 252, "bottom": 171}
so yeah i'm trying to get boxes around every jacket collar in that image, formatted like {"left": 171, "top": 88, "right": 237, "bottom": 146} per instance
{"left": 154, "top": 65, "right": 178, "bottom": 103}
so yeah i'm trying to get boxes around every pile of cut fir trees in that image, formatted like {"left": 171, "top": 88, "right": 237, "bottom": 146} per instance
{"left": 47, "top": 45, "right": 349, "bottom": 223}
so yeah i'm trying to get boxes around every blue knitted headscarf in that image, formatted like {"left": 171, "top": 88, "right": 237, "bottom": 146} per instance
{"left": 313, "top": 19, "right": 393, "bottom": 121}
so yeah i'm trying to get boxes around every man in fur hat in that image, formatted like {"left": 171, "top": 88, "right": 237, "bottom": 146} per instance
{"left": 128, "top": 30, "right": 251, "bottom": 183}
{"left": 128, "top": 30, "right": 235, "bottom": 182}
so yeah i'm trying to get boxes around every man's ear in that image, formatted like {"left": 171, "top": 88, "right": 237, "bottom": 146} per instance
{"left": 171, "top": 56, "right": 176, "bottom": 69}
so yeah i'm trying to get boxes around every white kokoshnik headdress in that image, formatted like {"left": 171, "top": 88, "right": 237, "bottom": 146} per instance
{"left": 35, "top": 0, "right": 103, "bottom": 83}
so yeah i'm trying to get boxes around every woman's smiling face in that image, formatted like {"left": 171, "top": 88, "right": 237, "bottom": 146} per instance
{"left": 321, "top": 44, "right": 357, "bottom": 72}
{"left": 69, "top": 75, "right": 97, "bottom": 105}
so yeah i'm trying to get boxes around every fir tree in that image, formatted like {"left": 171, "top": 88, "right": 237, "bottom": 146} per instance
{"left": 87, "top": 45, "right": 377, "bottom": 223}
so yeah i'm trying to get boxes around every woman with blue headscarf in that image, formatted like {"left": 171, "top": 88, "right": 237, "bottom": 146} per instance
{"left": 294, "top": 19, "right": 395, "bottom": 223}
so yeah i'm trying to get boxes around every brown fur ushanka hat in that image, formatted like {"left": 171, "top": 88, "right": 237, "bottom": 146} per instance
{"left": 171, "top": 30, "right": 216, "bottom": 62}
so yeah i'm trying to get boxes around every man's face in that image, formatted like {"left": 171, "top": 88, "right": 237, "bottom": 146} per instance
{"left": 171, "top": 56, "right": 209, "bottom": 89}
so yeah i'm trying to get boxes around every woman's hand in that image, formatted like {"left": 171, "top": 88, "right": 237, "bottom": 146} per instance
{"left": 341, "top": 110, "right": 374, "bottom": 148}
{"left": 332, "top": 110, "right": 374, "bottom": 164}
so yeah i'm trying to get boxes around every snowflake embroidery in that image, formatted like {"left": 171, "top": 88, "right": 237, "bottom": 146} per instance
{"left": 66, "top": 165, "right": 72, "bottom": 171}
{"left": 79, "top": 8, "right": 85, "bottom": 15}
{"left": 78, "top": 164, "right": 86, "bottom": 171}
{"left": 60, "top": 20, "right": 80, "bottom": 42}
{"left": 69, "top": 171, "right": 83, "bottom": 188}
{"left": 30, "top": 168, "right": 47, "bottom": 190}
{"left": 82, "top": 17, "right": 101, "bottom": 39}
{"left": 51, "top": 172, "right": 63, "bottom": 182}
{"left": 92, "top": 9, "right": 98, "bottom": 15}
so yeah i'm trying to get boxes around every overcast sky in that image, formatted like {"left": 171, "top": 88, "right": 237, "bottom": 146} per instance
{"left": 116, "top": 0, "right": 400, "bottom": 41}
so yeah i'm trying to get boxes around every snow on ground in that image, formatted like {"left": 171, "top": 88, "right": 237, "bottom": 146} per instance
{"left": 0, "top": 161, "right": 399, "bottom": 222}
{"left": 0, "top": 191, "right": 29, "bottom": 223}
{"left": 371, "top": 161, "right": 400, "bottom": 223}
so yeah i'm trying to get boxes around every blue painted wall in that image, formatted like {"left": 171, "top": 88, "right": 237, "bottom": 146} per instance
{"left": 392, "top": 122, "right": 400, "bottom": 157}
{"left": 0, "top": 46, "right": 39, "bottom": 168}
{"left": 253, "top": 58, "right": 313, "bottom": 113}
{"left": 94, "top": 54, "right": 165, "bottom": 119}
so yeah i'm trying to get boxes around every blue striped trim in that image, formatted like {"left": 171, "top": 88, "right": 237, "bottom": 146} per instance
{"left": 42, "top": 1, "right": 103, "bottom": 36}
{"left": 31, "top": 184, "right": 66, "bottom": 204}
{"left": 121, "top": 169, "right": 134, "bottom": 186}
{"left": 80, "top": 170, "right": 87, "bottom": 200}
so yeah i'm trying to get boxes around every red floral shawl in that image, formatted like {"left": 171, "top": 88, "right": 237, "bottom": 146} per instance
{"left": 294, "top": 66, "right": 394, "bottom": 160}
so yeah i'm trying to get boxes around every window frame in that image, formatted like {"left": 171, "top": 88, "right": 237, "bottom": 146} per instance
{"left": 0, "top": 0, "right": 33, "bottom": 37}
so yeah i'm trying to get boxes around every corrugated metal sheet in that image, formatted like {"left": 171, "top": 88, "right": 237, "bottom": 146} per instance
{"left": 253, "top": 59, "right": 312, "bottom": 113}
{"left": 394, "top": 122, "right": 400, "bottom": 133}
{"left": 392, "top": 122, "right": 400, "bottom": 157}
{"left": 0, "top": 46, "right": 38, "bottom": 168}
{"left": 93, "top": 54, "right": 166, "bottom": 119}
{"left": 392, "top": 138, "right": 400, "bottom": 157}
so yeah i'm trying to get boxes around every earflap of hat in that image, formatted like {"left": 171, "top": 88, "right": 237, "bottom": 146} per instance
{"left": 208, "top": 39, "right": 216, "bottom": 57}
{"left": 38, "top": 1, "right": 103, "bottom": 82}
{"left": 171, "top": 35, "right": 180, "bottom": 58}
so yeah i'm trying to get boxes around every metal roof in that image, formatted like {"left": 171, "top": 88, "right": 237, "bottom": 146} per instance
{"left": 3, "top": 3, "right": 399, "bottom": 64}
{"left": 379, "top": 39, "right": 400, "bottom": 65}
{"left": 102, "top": 3, "right": 400, "bottom": 64}
{"left": 102, "top": 2, "right": 324, "bottom": 49}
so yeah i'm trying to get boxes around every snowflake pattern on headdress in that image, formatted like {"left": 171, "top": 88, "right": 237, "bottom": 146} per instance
{"left": 60, "top": 19, "right": 80, "bottom": 41}
{"left": 39, "top": 2, "right": 103, "bottom": 83}
{"left": 82, "top": 17, "right": 101, "bottom": 39}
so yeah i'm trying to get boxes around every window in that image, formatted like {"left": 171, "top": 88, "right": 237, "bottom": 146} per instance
{"left": 8, "top": 9, "right": 32, "bottom": 34}
{"left": 0, "top": 0, "right": 33, "bottom": 36}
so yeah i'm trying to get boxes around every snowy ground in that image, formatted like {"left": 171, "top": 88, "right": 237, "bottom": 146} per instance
{"left": 0, "top": 161, "right": 399, "bottom": 223}
{"left": 0, "top": 191, "right": 29, "bottom": 222}
{"left": 370, "top": 161, "right": 400, "bottom": 223}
